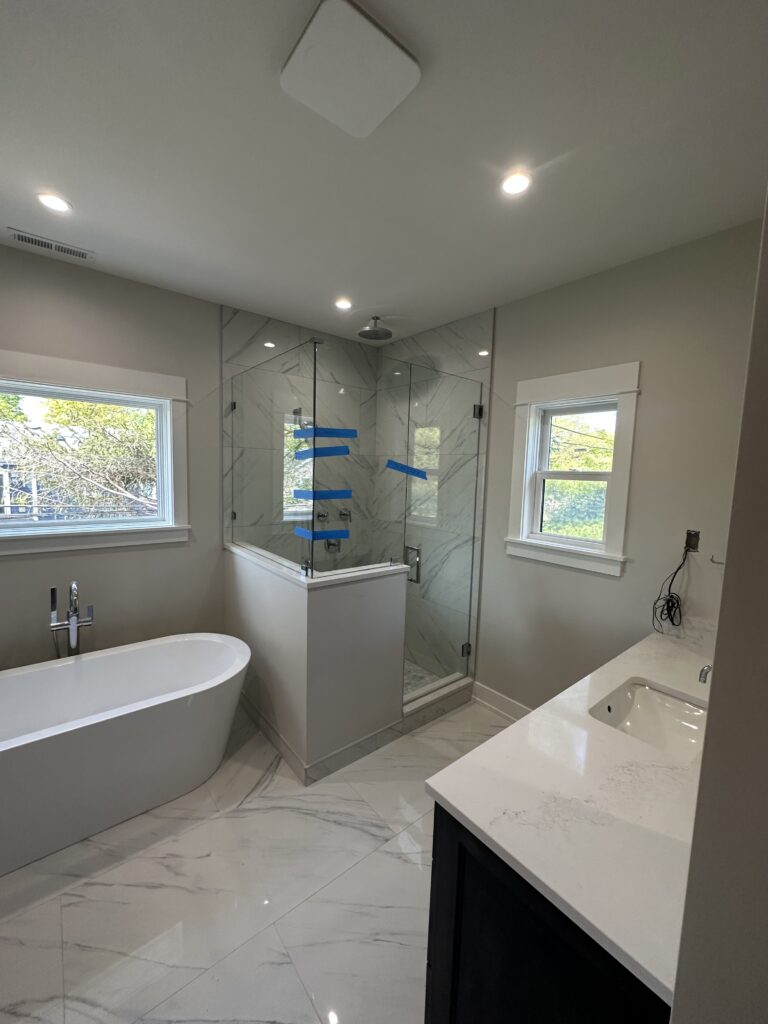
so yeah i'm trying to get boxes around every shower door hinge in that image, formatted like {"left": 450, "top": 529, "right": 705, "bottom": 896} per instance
{"left": 472, "top": 404, "right": 484, "bottom": 419}
{"left": 229, "top": 400, "right": 237, "bottom": 413}
{"left": 461, "top": 641, "right": 472, "bottom": 657}
{"left": 231, "top": 511, "right": 237, "bottom": 521}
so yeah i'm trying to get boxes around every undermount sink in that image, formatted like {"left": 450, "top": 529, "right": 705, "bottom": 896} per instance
{"left": 589, "top": 677, "right": 707, "bottom": 758}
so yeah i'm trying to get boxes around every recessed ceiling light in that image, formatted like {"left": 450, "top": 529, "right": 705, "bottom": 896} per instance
{"left": 335, "top": 297, "right": 352, "bottom": 310}
{"left": 264, "top": 342, "right": 276, "bottom": 348}
{"left": 393, "top": 371, "right": 402, "bottom": 376}
{"left": 501, "top": 171, "right": 531, "bottom": 196}
{"left": 37, "top": 193, "right": 72, "bottom": 213}
{"left": 478, "top": 350, "right": 489, "bottom": 357}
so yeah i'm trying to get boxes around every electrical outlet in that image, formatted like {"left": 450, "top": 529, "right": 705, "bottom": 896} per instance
{"left": 685, "top": 529, "right": 700, "bottom": 552}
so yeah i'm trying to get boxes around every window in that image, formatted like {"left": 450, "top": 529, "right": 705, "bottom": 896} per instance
{"left": 282, "top": 413, "right": 313, "bottom": 521}
{"left": 408, "top": 425, "right": 440, "bottom": 522}
{"left": 0, "top": 352, "right": 189, "bottom": 554}
{"left": 506, "top": 363, "right": 639, "bottom": 575}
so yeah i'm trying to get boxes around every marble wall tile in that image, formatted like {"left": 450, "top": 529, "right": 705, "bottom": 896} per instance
{"left": 373, "top": 453, "right": 409, "bottom": 523}
{"left": 374, "top": 382, "right": 410, "bottom": 454}
{"left": 302, "top": 330, "right": 379, "bottom": 390}
{"left": 376, "top": 354, "right": 412, "bottom": 390}
{"left": 222, "top": 443, "right": 233, "bottom": 545}
{"left": 379, "top": 309, "right": 494, "bottom": 379}
{"left": 406, "top": 524, "right": 474, "bottom": 615}
{"left": 312, "top": 452, "right": 376, "bottom": 520}
{"left": 223, "top": 312, "right": 303, "bottom": 372}
{"left": 233, "top": 524, "right": 311, "bottom": 566}
{"left": 232, "top": 371, "right": 313, "bottom": 450}
{"left": 409, "top": 369, "right": 483, "bottom": 456}
{"left": 404, "top": 590, "right": 470, "bottom": 679}
{"left": 407, "top": 452, "right": 479, "bottom": 535}
{"left": 232, "top": 447, "right": 293, "bottom": 527}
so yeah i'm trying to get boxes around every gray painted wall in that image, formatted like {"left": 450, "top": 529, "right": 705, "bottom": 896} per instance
{"left": 671, "top": 210, "right": 768, "bottom": 1023}
{"left": 0, "top": 244, "right": 223, "bottom": 671}
{"left": 475, "top": 223, "right": 761, "bottom": 709}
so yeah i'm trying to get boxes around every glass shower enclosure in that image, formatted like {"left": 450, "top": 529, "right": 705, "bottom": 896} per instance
{"left": 224, "top": 336, "right": 483, "bottom": 703}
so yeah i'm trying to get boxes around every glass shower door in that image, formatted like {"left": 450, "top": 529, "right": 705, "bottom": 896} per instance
{"left": 402, "top": 365, "right": 483, "bottom": 702}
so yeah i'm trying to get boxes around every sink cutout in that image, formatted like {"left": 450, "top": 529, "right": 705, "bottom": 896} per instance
{"left": 590, "top": 677, "right": 707, "bottom": 759}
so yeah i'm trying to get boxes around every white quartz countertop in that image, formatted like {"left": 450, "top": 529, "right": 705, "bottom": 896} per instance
{"left": 426, "top": 630, "right": 715, "bottom": 1005}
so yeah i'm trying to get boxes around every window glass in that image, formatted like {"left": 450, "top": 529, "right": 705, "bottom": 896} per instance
{"left": 0, "top": 385, "right": 164, "bottom": 527}
{"left": 546, "top": 408, "right": 616, "bottom": 472}
{"left": 282, "top": 414, "right": 313, "bottom": 520}
{"left": 540, "top": 478, "right": 608, "bottom": 541}
{"left": 409, "top": 425, "right": 440, "bottom": 520}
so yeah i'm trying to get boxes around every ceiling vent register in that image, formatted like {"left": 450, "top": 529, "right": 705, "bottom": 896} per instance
{"left": 7, "top": 227, "right": 93, "bottom": 262}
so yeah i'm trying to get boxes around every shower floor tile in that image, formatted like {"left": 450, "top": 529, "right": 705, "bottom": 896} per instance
{"left": 403, "top": 658, "right": 442, "bottom": 698}
{"left": 0, "top": 701, "right": 511, "bottom": 1024}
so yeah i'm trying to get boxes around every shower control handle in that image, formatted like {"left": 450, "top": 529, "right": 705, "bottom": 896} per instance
{"left": 404, "top": 545, "right": 421, "bottom": 585}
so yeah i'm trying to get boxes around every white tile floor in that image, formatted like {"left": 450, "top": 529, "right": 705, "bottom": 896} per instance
{"left": 0, "top": 702, "right": 510, "bottom": 1024}
{"left": 403, "top": 659, "right": 442, "bottom": 699}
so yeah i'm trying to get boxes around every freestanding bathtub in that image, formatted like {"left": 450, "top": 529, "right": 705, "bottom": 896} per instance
{"left": 0, "top": 633, "right": 250, "bottom": 876}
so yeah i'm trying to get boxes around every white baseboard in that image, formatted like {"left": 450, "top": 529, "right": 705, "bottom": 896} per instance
{"left": 472, "top": 681, "right": 531, "bottom": 721}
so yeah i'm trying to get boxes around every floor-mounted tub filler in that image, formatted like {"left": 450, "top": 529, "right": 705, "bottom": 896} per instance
{"left": 0, "top": 633, "right": 250, "bottom": 876}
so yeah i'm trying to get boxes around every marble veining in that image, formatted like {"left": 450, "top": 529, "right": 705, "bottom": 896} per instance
{"left": 0, "top": 702, "right": 508, "bottom": 1024}
{"left": 426, "top": 630, "right": 716, "bottom": 1004}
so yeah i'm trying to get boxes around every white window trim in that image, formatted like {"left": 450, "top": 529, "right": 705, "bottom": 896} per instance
{"left": 505, "top": 362, "right": 639, "bottom": 576}
{"left": 0, "top": 350, "right": 190, "bottom": 555}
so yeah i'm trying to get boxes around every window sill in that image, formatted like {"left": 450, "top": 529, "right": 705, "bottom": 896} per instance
{"left": 504, "top": 536, "right": 626, "bottom": 576}
{"left": 0, "top": 524, "right": 191, "bottom": 556}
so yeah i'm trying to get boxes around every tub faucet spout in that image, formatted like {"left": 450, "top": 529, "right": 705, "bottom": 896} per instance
{"left": 50, "top": 581, "right": 94, "bottom": 657}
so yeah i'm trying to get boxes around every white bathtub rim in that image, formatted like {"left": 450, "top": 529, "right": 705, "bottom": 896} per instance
{"left": 0, "top": 632, "right": 251, "bottom": 754}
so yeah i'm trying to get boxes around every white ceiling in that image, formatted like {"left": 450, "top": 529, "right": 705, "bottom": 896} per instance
{"left": 1, "top": 0, "right": 767, "bottom": 341}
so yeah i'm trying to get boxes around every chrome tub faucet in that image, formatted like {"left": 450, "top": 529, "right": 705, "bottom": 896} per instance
{"left": 698, "top": 664, "right": 712, "bottom": 685}
{"left": 50, "top": 581, "right": 94, "bottom": 657}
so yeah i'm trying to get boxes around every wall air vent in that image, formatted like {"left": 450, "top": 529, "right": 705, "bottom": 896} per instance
{"left": 6, "top": 228, "right": 94, "bottom": 262}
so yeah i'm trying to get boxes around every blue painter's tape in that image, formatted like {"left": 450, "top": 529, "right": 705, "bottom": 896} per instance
{"left": 385, "top": 458, "right": 428, "bottom": 480}
{"left": 294, "top": 445, "right": 350, "bottom": 461}
{"left": 294, "top": 527, "right": 350, "bottom": 541}
{"left": 293, "top": 427, "right": 358, "bottom": 439}
{"left": 293, "top": 489, "right": 353, "bottom": 500}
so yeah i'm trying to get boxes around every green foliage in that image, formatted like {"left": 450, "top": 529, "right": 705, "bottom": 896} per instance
{"left": 541, "top": 412, "right": 615, "bottom": 540}
{"left": 547, "top": 413, "right": 614, "bottom": 472}
{"left": 282, "top": 419, "right": 313, "bottom": 512}
{"left": 541, "top": 479, "right": 607, "bottom": 541}
{"left": 0, "top": 392, "right": 158, "bottom": 521}
{"left": 0, "top": 393, "right": 25, "bottom": 422}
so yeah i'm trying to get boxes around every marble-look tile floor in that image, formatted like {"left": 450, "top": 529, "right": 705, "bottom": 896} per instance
{"left": 0, "top": 702, "right": 509, "bottom": 1024}
{"left": 403, "top": 659, "right": 442, "bottom": 699}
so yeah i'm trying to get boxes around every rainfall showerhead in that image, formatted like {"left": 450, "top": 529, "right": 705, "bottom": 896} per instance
{"left": 357, "top": 316, "right": 392, "bottom": 342}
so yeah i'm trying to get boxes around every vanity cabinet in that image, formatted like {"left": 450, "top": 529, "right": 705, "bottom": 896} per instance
{"left": 425, "top": 805, "right": 671, "bottom": 1023}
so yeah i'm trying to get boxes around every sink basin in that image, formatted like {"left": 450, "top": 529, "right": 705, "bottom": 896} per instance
{"left": 589, "top": 677, "right": 707, "bottom": 758}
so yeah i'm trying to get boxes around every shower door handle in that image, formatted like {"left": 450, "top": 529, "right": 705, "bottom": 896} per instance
{"left": 404, "top": 545, "right": 421, "bottom": 584}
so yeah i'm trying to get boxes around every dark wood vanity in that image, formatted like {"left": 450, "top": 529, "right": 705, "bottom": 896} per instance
{"left": 425, "top": 805, "right": 672, "bottom": 1023}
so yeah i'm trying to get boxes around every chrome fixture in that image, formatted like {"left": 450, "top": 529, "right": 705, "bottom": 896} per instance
{"left": 339, "top": 507, "right": 352, "bottom": 521}
{"left": 698, "top": 664, "right": 712, "bottom": 685}
{"left": 404, "top": 544, "right": 421, "bottom": 584}
{"left": 50, "top": 581, "right": 94, "bottom": 657}
{"left": 358, "top": 316, "right": 393, "bottom": 342}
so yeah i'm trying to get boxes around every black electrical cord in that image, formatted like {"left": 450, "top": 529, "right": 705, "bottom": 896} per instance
{"left": 652, "top": 547, "right": 689, "bottom": 633}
